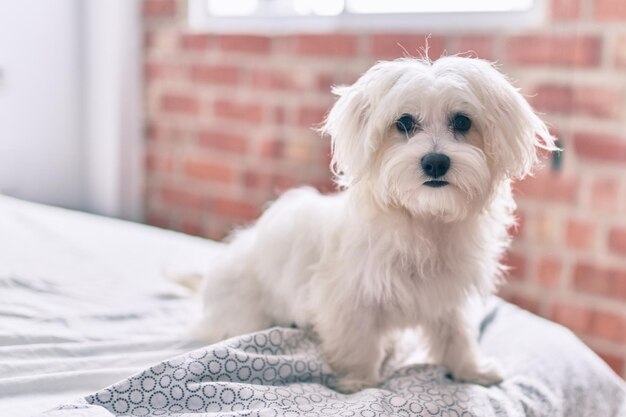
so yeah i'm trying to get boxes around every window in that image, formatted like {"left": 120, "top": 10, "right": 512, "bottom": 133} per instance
{"left": 188, "top": 0, "right": 544, "bottom": 33}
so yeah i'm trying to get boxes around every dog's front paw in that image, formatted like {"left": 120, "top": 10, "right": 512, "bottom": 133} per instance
{"left": 451, "top": 358, "right": 504, "bottom": 386}
{"left": 335, "top": 375, "right": 379, "bottom": 394}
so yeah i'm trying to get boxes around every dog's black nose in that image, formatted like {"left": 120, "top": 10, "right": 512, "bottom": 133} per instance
{"left": 421, "top": 153, "right": 450, "bottom": 178}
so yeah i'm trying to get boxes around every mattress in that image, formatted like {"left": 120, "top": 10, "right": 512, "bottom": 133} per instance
{"left": 0, "top": 195, "right": 624, "bottom": 417}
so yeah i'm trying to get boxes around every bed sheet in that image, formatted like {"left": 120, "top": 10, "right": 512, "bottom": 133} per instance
{"left": 0, "top": 196, "right": 220, "bottom": 416}
{"left": 0, "top": 196, "right": 624, "bottom": 417}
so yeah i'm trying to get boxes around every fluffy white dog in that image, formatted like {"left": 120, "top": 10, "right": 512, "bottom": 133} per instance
{"left": 196, "top": 56, "right": 556, "bottom": 392}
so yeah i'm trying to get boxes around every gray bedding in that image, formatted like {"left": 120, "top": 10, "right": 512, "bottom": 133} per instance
{"left": 42, "top": 302, "right": 625, "bottom": 416}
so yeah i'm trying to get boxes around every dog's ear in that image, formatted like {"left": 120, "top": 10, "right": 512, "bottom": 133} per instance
{"left": 474, "top": 60, "right": 558, "bottom": 180}
{"left": 321, "top": 82, "right": 372, "bottom": 186}
{"left": 321, "top": 61, "right": 405, "bottom": 186}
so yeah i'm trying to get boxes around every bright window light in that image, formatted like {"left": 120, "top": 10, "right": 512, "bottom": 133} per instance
{"left": 206, "top": 0, "right": 258, "bottom": 16}
{"left": 204, "top": 0, "right": 533, "bottom": 16}
{"left": 346, "top": 0, "right": 533, "bottom": 14}
{"left": 189, "top": 0, "right": 543, "bottom": 33}
{"left": 294, "top": 0, "right": 345, "bottom": 16}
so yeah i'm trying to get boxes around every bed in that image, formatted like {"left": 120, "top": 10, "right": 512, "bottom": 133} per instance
{"left": 0, "top": 195, "right": 624, "bottom": 417}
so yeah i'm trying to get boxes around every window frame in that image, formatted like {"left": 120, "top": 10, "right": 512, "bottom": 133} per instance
{"left": 187, "top": 0, "right": 546, "bottom": 34}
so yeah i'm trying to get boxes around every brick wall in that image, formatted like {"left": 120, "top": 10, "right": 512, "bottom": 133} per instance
{"left": 144, "top": 0, "right": 626, "bottom": 376}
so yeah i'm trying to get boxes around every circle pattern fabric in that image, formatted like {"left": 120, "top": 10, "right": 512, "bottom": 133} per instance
{"left": 44, "top": 302, "right": 626, "bottom": 417}
{"left": 83, "top": 328, "right": 506, "bottom": 416}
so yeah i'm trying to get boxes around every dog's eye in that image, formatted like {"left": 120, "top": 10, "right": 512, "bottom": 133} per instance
{"left": 395, "top": 114, "right": 417, "bottom": 135}
{"left": 452, "top": 114, "right": 471, "bottom": 133}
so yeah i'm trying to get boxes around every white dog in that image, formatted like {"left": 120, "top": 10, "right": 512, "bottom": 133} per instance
{"left": 196, "top": 56, "right": 556, "bottom": 392}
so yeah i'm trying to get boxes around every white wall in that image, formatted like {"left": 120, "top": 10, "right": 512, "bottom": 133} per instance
{"left": 0, "top": 0, "right": 143, "bottom": 220}
{"left": 0, "top": 0, "right": 85, "bottom": 209}
{"left": 84, "top": 0, "right": 144, "bottom": 221}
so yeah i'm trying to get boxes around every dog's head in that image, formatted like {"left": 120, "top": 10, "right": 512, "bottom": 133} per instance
{"left": 322, "top": 56, "right": 557, "bottom": 222}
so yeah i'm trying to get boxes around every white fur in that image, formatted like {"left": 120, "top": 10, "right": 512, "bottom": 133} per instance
{"left": 195, "top": 56, "right": 557, "bottom": 392}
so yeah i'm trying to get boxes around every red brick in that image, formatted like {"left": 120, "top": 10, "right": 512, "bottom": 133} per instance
{"left": 145, "top": 152, "right": 174, "bottom": 174}
{"left": 144, "top": 30, "right": 154, "bottom": 49}
{"left": 146, "top": 212, "right": 173, "bottom": 230}
{"left": 531, "top": 85, "right": 571, "bottom": 114}
{"left": 212, "top": 198, "right": 258, "bottom": 220}
{"left": 250, "top": 69, "right": 294, "bottom": 91}
{"left": 455, "top": 36, "right": 495, "bottom": 60}
{"left": 146, "top": 121, "right": 161, "bottom": 142}
{"left": 218, "top": 35, "right": 271, "bottom": 54}
{"left": 190, "top": 64, "right": 239, "bottom": 85}
{"left": 537, "top": 257, "right": 562, "bottom": 288}
{"left": 298, "top": 106, "right": 328, "bottom": 128}
{"left": 145, "top": 62, "right": 165, "bottom": 81}
{"left": 504, "top": 293, "right": 542, "bottom": 316}
{"left": 573, "top": 133, "right": 626, "bottom": 163}
{"left": 146, "top": 29, "right": 179, "bottom": 52}
{"left": 180, "top": 34, "right": 211, "bottom": 50}
{"left": 258, "top": 138, "right": 284, "bottom": 159}
{"left": 573, "top": 262, "right": 626, "bottom": 300}
{"left": 243, "top": 171, "right": 297, "bottom": 191}
{"left": 143, "top": 0, "right": 176, "bottom": 18}
{"left": 506, "top": 35, "right": 601, "bottom": 67}
{"left": 615, "top": 34, "right": 626, "bottom": 68}
{"left": 250, "top": 68, "right": 309, "bottom": 91}
{"left": 180, "top": 215, "right": 204, "bottom": 237}
{"left": 160, "top": 93, "right": 200, "bottom": 115}
{"left": 572, "top": 86, "right": 623, "bottom": 119}
{"left": 503, "top": 252, "right": 527, "bottom": 281}
{"left": 214, "top": 99, "right": 264, "bottom": 124}
{"left": 588, "top": 177, "right": 620, "bottom": 211}
{"left": 145, "top": 62, "right": 184, "bottom": 81}
{"left": 594, "top": 0, "right": 626, "bottom": 20}
{"left": 596, "top": 350, "right": 625, "bottom": 375}
{"left": 566, "top": 219, "right": 595, "bottom": 249}
{"left": 160, "top": 186, "right": 206, "bottom": 209}
{"left": 181, "top": 223, "right": 203, "bottom": 237}
{"left": 609, "top": 227, "right": 626, "bottom": 255}
{"left": 590, "top": 310, "right": 626, "bottom": 343}
{"left": 273, "top": 106, "right": 286, "bottom": 124}
{"left": 513, "top": 170, "right": 579, "bottom": 204}
{"left": 532, "top": 84, "right": 622, "bottom": 119}
{"left": 574, "top": 263, "right": 605, "bottom": 294}
{"left": 368, "top": 34, "right": 446, "bottom": 60}
{"left": 316, "top": 73, "right": 335, "bottom": 93}
{"left": 184, "top": 159, "right": 234, "bottom": 183}
{"left": 146, "top": 122, "right": 187, "bottom": 143}
{"left": 316, "top": 72, "right": 359, "bottom": 93}
{"left": 197, "top": 130, "right": 247, "bottom": 153}
{"left": 295, "top": 35, "right": 357, "bottom": 57}
{"left": 551, "top": 302, "right": 593, "bottom": 334}
{"left": 552, "top": 0, "right": 581, "bottom": 20}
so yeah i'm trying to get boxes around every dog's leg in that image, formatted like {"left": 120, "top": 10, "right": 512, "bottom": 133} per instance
{"left": 195, "top": 260, "right": 273, "bottom": 344}
{"left": 193, "top": 299, "right": 272, "bottom": 344}
{"left": 423, "top": 308, "right": 503, "bottom": 386}
{"left": 316, "top": 310, "right": 384, "bottom": 393}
